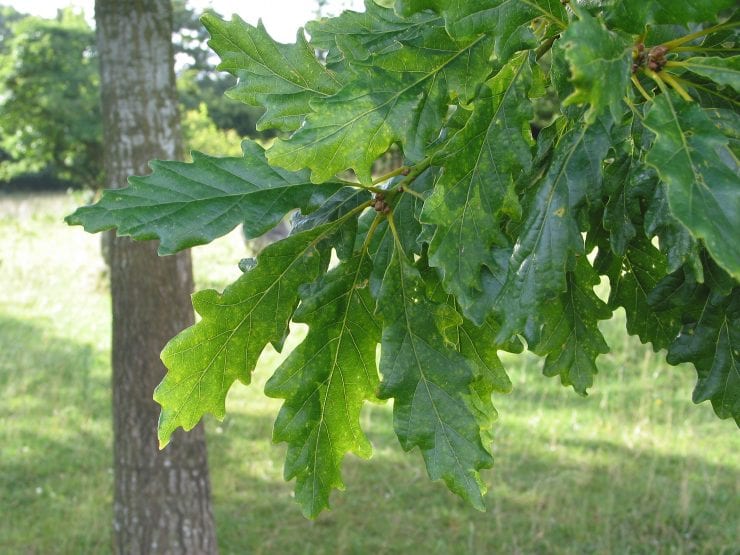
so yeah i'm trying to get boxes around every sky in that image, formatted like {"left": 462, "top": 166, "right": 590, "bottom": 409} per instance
{"left": 2, "top": 0, "right": 364, "bottom": 42}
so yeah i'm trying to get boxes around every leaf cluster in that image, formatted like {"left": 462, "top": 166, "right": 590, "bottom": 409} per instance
{"left": 67, "top": 0, "right": 739, "bottom": 516}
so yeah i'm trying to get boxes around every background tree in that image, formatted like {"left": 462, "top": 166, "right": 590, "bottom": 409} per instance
{"left": 0, "top": 2, "right": 252, "bottom": 191}
{"left": 0, "top": 6, "right": 24, "bottom": 51}
{"left": 0, "top": 9, "right": 101, "bottom": 187}
{"left": 172, "top": 0, "right": 269, "bottom": 140}
{"left": 94, "top": 0, "right": 217, "bottom": 551}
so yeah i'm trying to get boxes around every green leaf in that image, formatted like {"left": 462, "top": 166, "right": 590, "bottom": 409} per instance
{"left": 393, "top": 0, "right": 567, "bottom": 61}
{"left": 496, "top": 121, "right": 613, "bottom": 340}
{"left": 606, "top": 0, "right": 737, "bottom": 33}
{"left": 307, "top": 0, "right": 440, "bottom": 66}
{"left": 66, "top": 141, "right": 342, "bottom": 255}
{"left": 454, "top": 315, "right": 517, "bottom": 448}
{"left": 643, "top": 92, "right": 740, "bottom": 280}
{"left": 291, "top": 186, "right": 372, "bottom": 261}
{"left": 201, "top": 14, "right": 343, "bottom": 132}
{"left": 705, "top": 108, "right": 740, "bottom": 159}
{"left": 526, "top": 257, "right": 611, "bottom": 395}
{"left": 369, "top": 27, "right": 490, "bottom": 107}
{"left": 265, "top": 253, "right": 380, "bottom": 517}
{"left": 366, "top": 169, "right": 432, "bottom": 296}
{"left": 644, "top": 182, "right": 704, "bottom": 279}
{"left": 267, "top": 31, "right": 492, "bottom": 183}
{"left": 422, "top": 53, "right": 535, "bottom": 322}
{"left": 416, "top": 257, "right": 523, "bottom": 445}
{"left": 457, "top": 317, "right": 516, "bottom": 395}
{"left": 419, "top": 260, "right": 518, "bottom": 397}
{"left": 647, "top": 266, "right": 705, "bottom": 316}
{"left": 677, "top": 56, "right": 740, "bottom": 93}
{"left": 377, "top": 245, "right": 493, "bottom": 508}
{"left": 155, "top": 220, "right": 352, "bottom": 447}
{"left": 667, "top": 288, "right": 740, "bottom": 425}
{"left": 602, "top": 159, "right": 656, "bottom": 256}
{"left": 601, "top": 236, "right": 683, "bottom": 351}
{"left": 559, "top": 11, "right": 632, "bottom": 124}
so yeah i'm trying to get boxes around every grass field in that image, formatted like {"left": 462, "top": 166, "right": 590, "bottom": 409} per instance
{"left": 1, "top": 192, "right": 738, "bottom": 554}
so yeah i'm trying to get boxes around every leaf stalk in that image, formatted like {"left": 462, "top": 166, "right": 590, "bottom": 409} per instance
{"left": 535, "top": 34, "right": 559, "bottom": 61}
{"left": 660, "top": 72, "right": 693, "bottom": 102}
{"left": 660, "top": 21, "right": 740, "bottom": 50}
{"left": 372, "top": 165, "right": 409, "bottom": 185}
{"left": 670, "top": 75, "right": 740, "bottom": 106}
{"left": 360, "top": 213, "right": 383, "bottom": 254}
{"left": 631, "top": 75, "right": 653, "bottom": 102}
{"left": 672, "top": 46, "right": 740, "bottom": 53}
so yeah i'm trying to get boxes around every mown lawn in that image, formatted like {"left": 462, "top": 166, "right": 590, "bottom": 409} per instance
{"left": 1, "top": 192, "right": 738, "bottom": 554}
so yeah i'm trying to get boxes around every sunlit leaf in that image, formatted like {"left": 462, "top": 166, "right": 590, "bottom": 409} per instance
{"left": 265, "top": 253, "right": 380, "bottom": 517}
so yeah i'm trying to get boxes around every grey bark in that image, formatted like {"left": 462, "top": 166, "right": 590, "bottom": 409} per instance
{"left": 95, "top": 1, "right": 218, "bottom": 553}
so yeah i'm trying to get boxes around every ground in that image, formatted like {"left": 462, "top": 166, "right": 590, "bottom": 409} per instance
{"left": 0, "top": 192, "right": 737, "bottom": 554}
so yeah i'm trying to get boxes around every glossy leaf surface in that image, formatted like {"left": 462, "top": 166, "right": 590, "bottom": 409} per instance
{"left": 66, "top": 141, "right": 342, "bottom": 254}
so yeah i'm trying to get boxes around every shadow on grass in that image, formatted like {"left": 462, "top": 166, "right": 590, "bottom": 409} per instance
{"left": 0, "top": 314, "right": 109, "bottom": 408}
{"left": 1, "top": 311, "right": 737, "bottom": 554}
{"left": 207, "top": 403, "right": 740, "bottom": 555}
{"left": 498, "top": 346, "right": 708, "bottom": 426}
{"left": 0, "top": 313, "right": 113, "bottom": 553}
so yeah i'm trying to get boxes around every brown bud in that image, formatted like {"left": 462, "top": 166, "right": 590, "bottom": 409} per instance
{"left": 650, "top": 45, "right": 668, "bottom": 59}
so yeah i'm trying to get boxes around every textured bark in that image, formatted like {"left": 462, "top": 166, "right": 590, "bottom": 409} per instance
{"left": 95, "top": 1, "right": 218, "bottom": 553}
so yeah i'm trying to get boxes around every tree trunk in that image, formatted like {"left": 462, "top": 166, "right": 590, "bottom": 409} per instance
{"left": 95, "top": 1, "right": 218, "bottom": 552}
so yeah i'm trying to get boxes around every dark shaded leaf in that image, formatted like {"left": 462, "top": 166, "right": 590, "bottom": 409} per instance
{"left": 527, "top": 257, "right": 611, "bottom": 395}
{"left": 644, "top": 92, "right": 740, "bottom": 280}
{"left": 667, "top": 288, "right": 740, "bottom": 425}
{"left": 377, "top": 245, "right": 493, "bottom": 508}
{"left": 602, "top": 236, "right": 683, "bottom": 351}
{"left": 606, "top": 0, "right": 737, "bottom": 33}
{"left": 496, "top": 120, "right": 613, "bottom": 340}
{"left": 422, "top": 53, "right": 535, "bottom": 323}
{"left": 66, "top": 141, "right": 342, "bottom": 255}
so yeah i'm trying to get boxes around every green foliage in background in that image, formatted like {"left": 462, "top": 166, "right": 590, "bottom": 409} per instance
{"left": 0, "top": 3, "right": 256, "bottom": 190}
{"left": 181, "top": 103, "right": 244, "bottom": 159}
{"left": 68, "top": 0, "right": 739, "bottom": 517}
{"left": 0, "top": 9, "right": 101, "bottom": 187}
{"left": 172, "top": 0, "right": 273, "bottom": 139}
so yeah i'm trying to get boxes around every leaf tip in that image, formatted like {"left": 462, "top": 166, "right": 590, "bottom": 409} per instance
{"left": 157, "top": 432, "right": 170, "bottom": 450}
